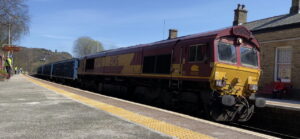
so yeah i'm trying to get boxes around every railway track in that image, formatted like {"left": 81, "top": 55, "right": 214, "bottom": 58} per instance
{"left": 230, "top": 122, "right": 299, "bottom": 139}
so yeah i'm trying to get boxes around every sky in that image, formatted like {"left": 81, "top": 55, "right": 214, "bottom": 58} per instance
{"left": 19, "top": 0, "right": 290, "bottom": 56}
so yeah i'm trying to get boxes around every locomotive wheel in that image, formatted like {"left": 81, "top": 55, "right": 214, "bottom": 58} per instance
{"left": 133, "top": 87, "right": 160, "bottom": 104}
{"left": 237, "top": 104, "right": 254, "bottom": 122}
{"left": 236, "top": 98, "right": 255, "bottom": 122}
{"left": 209, "top": 101, "right": 231, "bottom": 122}
{"left": 97, "top": 83, "right": 103, "bottom": 92}
{"left": 161, "top": 89, "right": 174, "bottom": 109}
{"left": 209, "top": 97, "right": 255, "bottom": 122}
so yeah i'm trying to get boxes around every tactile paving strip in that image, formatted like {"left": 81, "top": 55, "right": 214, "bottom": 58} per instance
{"left": 25, "top": 76, "right": 213, "bottom": 139}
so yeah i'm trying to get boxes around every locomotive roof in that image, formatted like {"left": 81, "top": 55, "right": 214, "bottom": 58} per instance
{"left": 85, "top": 26, "right": 257, "bottom": 59}
{"left": 41, "top": 58, "right": 78, "bottom": 66}
{"left": 52, "top": 58, "right": 78, "bottom": 64}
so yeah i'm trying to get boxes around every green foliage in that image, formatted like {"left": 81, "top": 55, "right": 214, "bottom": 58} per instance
{"left": 73, "top": 37, "right": 104, "bottom": 57}
{"left": 0, "top": 69, "right": 7, "bottom": 79}
{"left": 0, "top": 69, "right": 7, "bottom": 74}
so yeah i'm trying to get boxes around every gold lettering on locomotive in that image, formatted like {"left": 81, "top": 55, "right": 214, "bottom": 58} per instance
{"left": 110, "top": 56, "right": 119, "bottom": 66}
{"left": 191, "top": 65, "right": 199, "bottom": 72}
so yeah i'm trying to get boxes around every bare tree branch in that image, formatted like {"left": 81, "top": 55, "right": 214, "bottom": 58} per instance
{"left": 0, "top": 0, "right": 30, "bottom": 46}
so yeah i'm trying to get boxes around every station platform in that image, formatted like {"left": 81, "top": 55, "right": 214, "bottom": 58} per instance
{"left": 0, "top": 75, "right": 278, "bottom": 139}
{"left": 264, "top": 98, "right": 300, "bottom": 111}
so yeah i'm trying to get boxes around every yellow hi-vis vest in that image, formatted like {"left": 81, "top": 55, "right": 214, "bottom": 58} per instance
{"left": 5, "top": 58, "right": 12, "bottom": 67}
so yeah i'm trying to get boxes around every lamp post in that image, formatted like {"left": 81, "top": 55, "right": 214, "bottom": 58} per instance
{"left": 8, "top": 23, "right": 11, "bottom": 56}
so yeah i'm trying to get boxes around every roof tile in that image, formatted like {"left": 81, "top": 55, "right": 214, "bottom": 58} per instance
{"left": 244, "top": 13, "right": 300, "bottom": 31}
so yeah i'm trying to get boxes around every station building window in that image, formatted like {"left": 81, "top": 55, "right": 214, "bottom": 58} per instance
{"left": 275, "top": 47, "right": 292, "bottom": 82}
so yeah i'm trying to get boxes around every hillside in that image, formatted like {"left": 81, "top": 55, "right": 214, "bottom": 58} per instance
{"left": 7, "top": 47, "right": 72, "bottom": 74}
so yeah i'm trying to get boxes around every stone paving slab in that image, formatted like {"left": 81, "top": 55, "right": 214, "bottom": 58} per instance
{"left": 0, "top": 75, "right": 171, "bottom": 139}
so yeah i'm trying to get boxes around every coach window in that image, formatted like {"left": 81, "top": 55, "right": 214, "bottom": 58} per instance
{"left": 189, "top": 44, "right": 206, "bottom": 62}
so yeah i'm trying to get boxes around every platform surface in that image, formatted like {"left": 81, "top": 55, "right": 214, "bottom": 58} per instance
{"left": 0, "top": 75, "right": 170, "bottom": 139}
{"left": 265, "top": 98, "right": 300, "bottom": 111}
{"left": 0, "top": 75, "right": 278, "bottom": 139}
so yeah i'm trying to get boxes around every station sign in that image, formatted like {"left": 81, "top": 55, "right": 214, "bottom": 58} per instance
{"left": 1, "top": 45, "right": 21, "bottom": 52}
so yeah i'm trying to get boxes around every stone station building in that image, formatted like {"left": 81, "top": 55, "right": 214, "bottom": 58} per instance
{"left": 233, "top": 0, "right": 300, "bottom": 97}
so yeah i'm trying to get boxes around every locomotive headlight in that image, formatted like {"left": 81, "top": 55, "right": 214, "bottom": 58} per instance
{"left": 216, "top": 80, "right": 226, "bottom": 87}
{"left": 249, "top": 84, "right": 258, "bottom": 91}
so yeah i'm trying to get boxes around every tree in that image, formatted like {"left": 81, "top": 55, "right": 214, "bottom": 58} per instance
{"left": 0, "top": 0, "right": 30, "bottom": 47}
{"left": 73, "top": 37, "right": 104, "bottom": 57}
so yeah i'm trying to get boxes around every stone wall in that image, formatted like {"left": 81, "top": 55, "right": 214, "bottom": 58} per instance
{"left": 253, "top": 27, "right": 300, "bottom": 90}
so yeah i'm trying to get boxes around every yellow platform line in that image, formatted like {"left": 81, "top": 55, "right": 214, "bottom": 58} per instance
{"left": 24, "top": 76, "right": 213, "bottom": 139}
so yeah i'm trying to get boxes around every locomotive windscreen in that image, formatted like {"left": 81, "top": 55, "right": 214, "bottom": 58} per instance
{"left": 218, "top": 42, "right": 237, "bottom": 63}
{"left": 240, "top": 47, "right": 258, "bottom": 67}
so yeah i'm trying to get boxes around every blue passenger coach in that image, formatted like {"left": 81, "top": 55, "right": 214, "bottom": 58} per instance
{"left": 37, "top": 58, "right": 79, "bottom": 80}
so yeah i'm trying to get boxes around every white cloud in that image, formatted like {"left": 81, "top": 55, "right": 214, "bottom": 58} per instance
{"left": 42, "top": 34, "right": 73, "bottom": 40}
{"left": 30, "top": 0, "right": 51, "bottom": 2}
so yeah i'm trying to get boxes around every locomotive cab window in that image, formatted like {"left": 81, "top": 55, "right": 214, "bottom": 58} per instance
{"left": 240, "top": 46, "right": 258, "bottom": 67}
{"left": 189, "top": 44, "right": 206, "bottom": 62}
{"left": 85, "top": 58, "right": 95, "bottom": 70}
{"left": 218, "top": 42, "right": 237, "bottom": 63}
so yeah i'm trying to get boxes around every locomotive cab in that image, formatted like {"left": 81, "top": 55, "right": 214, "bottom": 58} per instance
{"left": 212, "top": 37, "right": 260, "bottom": 96}
{"left": 209, "top": 26, "right": 265, "bottom": 122}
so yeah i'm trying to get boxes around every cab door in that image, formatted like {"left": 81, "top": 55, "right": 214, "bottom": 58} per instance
{"left": 182, "top": 42, "right": 211, "bottom": 78}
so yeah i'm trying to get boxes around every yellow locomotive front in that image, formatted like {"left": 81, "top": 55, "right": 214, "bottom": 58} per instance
{"left": 208, "top": 27, "right": 265, "bottom": 122}
{"left": 211, "top": 38, "right": 260, "bottom": 97}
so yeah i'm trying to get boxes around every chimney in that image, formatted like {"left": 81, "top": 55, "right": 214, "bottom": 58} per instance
{"left": 233, "top": 4, "right": 248, "bottom": 26}
{"left": 290, "top": 0, "right": 300, "bottom": 14}
{"left": 168, "top": 29, "right": 178, "bottom": 39}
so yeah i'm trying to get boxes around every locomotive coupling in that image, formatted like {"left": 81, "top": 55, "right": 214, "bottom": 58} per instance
{"left": 221, "top": 94, "right": 266, "bottom": 108}
{"left": 249, "top": 94, "right": 266, "bottom": 108}
{"left": 255, "top": 98, "right": 266, "bottom": 108}
{"left": 221, "top": 95, "right": 236, "bottom": 106}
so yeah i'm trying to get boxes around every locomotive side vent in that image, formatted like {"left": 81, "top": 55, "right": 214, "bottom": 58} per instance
{"left": 85, "top": 58, "right": 95, "bottom": 70}
{"left": 143, "top": 54, "right": 171, "bottom": 74}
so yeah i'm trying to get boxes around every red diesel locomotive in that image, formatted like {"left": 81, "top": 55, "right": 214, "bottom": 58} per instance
{"left": 76, "top": 26, "right": 264, "bottom": 122}
{"left": 37, "top": 26, "right": 265, "bottom": 122}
